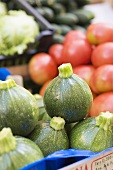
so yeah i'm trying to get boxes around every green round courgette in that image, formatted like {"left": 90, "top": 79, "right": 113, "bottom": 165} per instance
{"left": 0, "top": 79, "right": 39, "bottom": 136}
{"left": 0, "top": 127, "right": 44, "bottom": 169}
{"left": 43, "top": 63, "right": 93, "bottom": 123}
{"left": 28, "top": 117, "right": 69, "bottom": 156}
{"left": 70, "top": 111, "right": 113, "bottom": 152}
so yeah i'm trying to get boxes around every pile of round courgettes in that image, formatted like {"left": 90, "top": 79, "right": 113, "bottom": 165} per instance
{"left": 26, "top": 0, "right": 95, "bottom": 43}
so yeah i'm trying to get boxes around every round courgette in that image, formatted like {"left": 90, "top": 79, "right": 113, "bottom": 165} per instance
{"left": 0, "top": 79, "right": 39, "bottom": 136}
{"left": 43, "top": 63, "right": 93, "bottom": 123}
{"left": 28, "top": 117, "right": 69, "bottom": 156}
{"left": 0, "top": 127, "right": 44, "bottom": 169}
{"left": 70, "top": 111, "right": 113, "bottom": 152}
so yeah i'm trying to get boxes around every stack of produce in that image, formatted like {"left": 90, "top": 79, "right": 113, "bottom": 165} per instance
{"left": 28, "top": 22, "right": 113, "bottom": 118}
{"left": 0, "top": 57, "right": 113, "bottom": 168}
{"left": 0, "top": 79, "right": 44, "bottom": 169}
{"left": 28, "top": 63, "right": 113, "bottom": 154}
{"left": 26, "top": 0, "right": 95, "bottom": 43}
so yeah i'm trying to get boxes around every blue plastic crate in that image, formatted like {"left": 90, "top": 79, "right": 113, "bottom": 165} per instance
{"left": 20, "top": 149, "right": 96, "bottom": 170}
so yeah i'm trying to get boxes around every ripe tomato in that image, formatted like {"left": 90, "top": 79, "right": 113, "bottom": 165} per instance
{"left": 89, "top": 92, "right": 113, "bottom": 117}
{"left": 62, "top": 39, "right": 92, "bottom": 67}
{"left": 63, "top": 30, "right": 87, "bottom": 44}
{"left": 86, "top": 23, "right": 113, "bottom": 45}
{"left": 90, "top": 64, "right": 113, "bottom": 94}
{"left": 28, "top": 53, "right": 58, "bottom": 85}
{"left": 63, "top": 30, "right": 87, "bottom": 45}
{"left": 73, "top": 65, "right": 95, "bottom": 88}
{"left": 48, "top": 44, "right": 64, "bottom": 66}
{"left": 91, "top": 42, "right": 113, "bottom": 67}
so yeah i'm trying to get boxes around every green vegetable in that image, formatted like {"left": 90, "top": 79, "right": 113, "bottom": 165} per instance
{"left": 72, "top": 25, "right": 86, "bottom": 33}
{"left": 52, "top": 24, "right": 72, "bottom": 35}
{"left": 52, "top": 34, "right": 64, "bottom": 44}
{"left": 38, "top": 0, "right": 56, "bottom": 6}
{"left": 43, "top": 63, "right": 93, "bottom": 123}
{"left": 0, "top": 10, "right": 39, "bottom": 56}
{"left": 70, "top": 111, "right": 113, "bottom": 152}
{"left": 65, "top": 122, "right": 77, "bottom": 137}
{"left": 26, "top": 0, "right": 56, "bottom": 6}
{"left": 0, "top": 79, "right": 39, "bottom": 136}
{"left": 51, "top": 2, "right": 66, "bottom": 14}
{"left": 51, "top": 24, "right": 62, "bottom": 34}
{"left": 35, "top": 7, "right": 54, "bottom": 22}
{"left": 28, "top": 117, "right": 69, "bottom": 156}
{"left": 34, "top": 94, "right": 51, "bottom": 121}
{"left": 56, "top": 0, "right": 68, "bottom": 5}
{"left": 75, "top": 0, "right": 91, "bottom": 7}
{"left": 66, "top": 0, "right": 78, "bottom": 12}
{"left": 71, "top": 9, "right": 95, "bottom": 25}
{"left": 0, "top": 2, "right": 7, "bottom": 16}
{"left": 55, "top": 13, "right": 79, "bottom": 26}
{"left": 0, "top": 127, "right": 44, "bottom": 170}
{"left": 60, "top": 25, "right": 72, "bottom": 35}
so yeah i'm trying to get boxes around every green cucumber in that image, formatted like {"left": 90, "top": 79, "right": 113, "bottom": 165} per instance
{"left": 75, "top": 0, "right": 91, "bottom": 7}
{"left": 52, "top": 24, "right": 72, "bottom": 35}
{"left": 70, "top": 111, "right": 113, "bottom": 152}
{"left": 56, "top": 0, "right": 68, "bottom": 5}
{"left": 60, "top": 25, "right": 72, "bottom": 35}
{"left": 35, "top": 7, "right": 54, "bottom": 22}
{"left": 51, "top": 24, "right": 62, "bottom": 34}
{"left": 71, "top": 9, "right": 95, "bottom": 25}
{"left": 28, "top": 117, "right": 69, "bottom": 156}
{"left": 52, "top": 34, "right": 64, "bottom": 44}
{"left": 55, "top": 13, "right": 79, "bottom": 26}
{"left": 43, "top": 63, "right": 93, "bottom": 123}
{"left": 51, "top": 2, "right": 66, "bottom": 14}
{"left": 66, "top": 0, "right": 78, "bottom": 12}
{"left": 35, "top": 0, "right": 56, "bottom": 6}
{"left": 72, "top": 25, "right": 86, "bottom": 33}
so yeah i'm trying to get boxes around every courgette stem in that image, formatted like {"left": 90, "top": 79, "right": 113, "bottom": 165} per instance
{"left": 0, "top": 79, "right": 16, "bottom": 90}
{"left": 95, "top": 111, "right": 113, "bottom": 132}
{"left": 0, "top": 128, "right": 16, "bottom": 154}
{"left": 58, "top": 63, "right": 73, "bottom": 78}
{"left": 50, "top": 117, "right": 65, "bottom": 130}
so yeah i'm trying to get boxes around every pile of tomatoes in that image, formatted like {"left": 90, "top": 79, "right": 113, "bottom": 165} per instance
{"left": 28, "top": 22, "right": 113, "bottom": 117}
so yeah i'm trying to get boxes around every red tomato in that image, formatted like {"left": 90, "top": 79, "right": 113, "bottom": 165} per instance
{"left": 28, "top": 53, "right": 58, "bottom": 85}
{"left": 63, "top": 30, "right": 87, "bottom": 45}
{"left": 86, "top": 23, "right": 113, "bottom": 45}
{"left": 48, "top": 44, "right": 64, "bottom": 66}
{"left": 62, "top": 39, "right": 92, "bottom": 67}
{"left": 39, "top": 79, "right": 52, "bottom": 96}
{"left": 90, "top": 64, "right": 113, "bottom": 94}
{"left": 89, "top": 92, "right": 113, "bottom": 117}
{"left": 91, "top": 42, "right": 113, "bottom": 67}
{"left": 73, "top": 65, "right": 95, "bottom": 88}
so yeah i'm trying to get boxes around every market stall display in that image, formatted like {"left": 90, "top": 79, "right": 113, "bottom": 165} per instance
{"left": 1, "top": 0, "right": 113, "bottom": 170}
